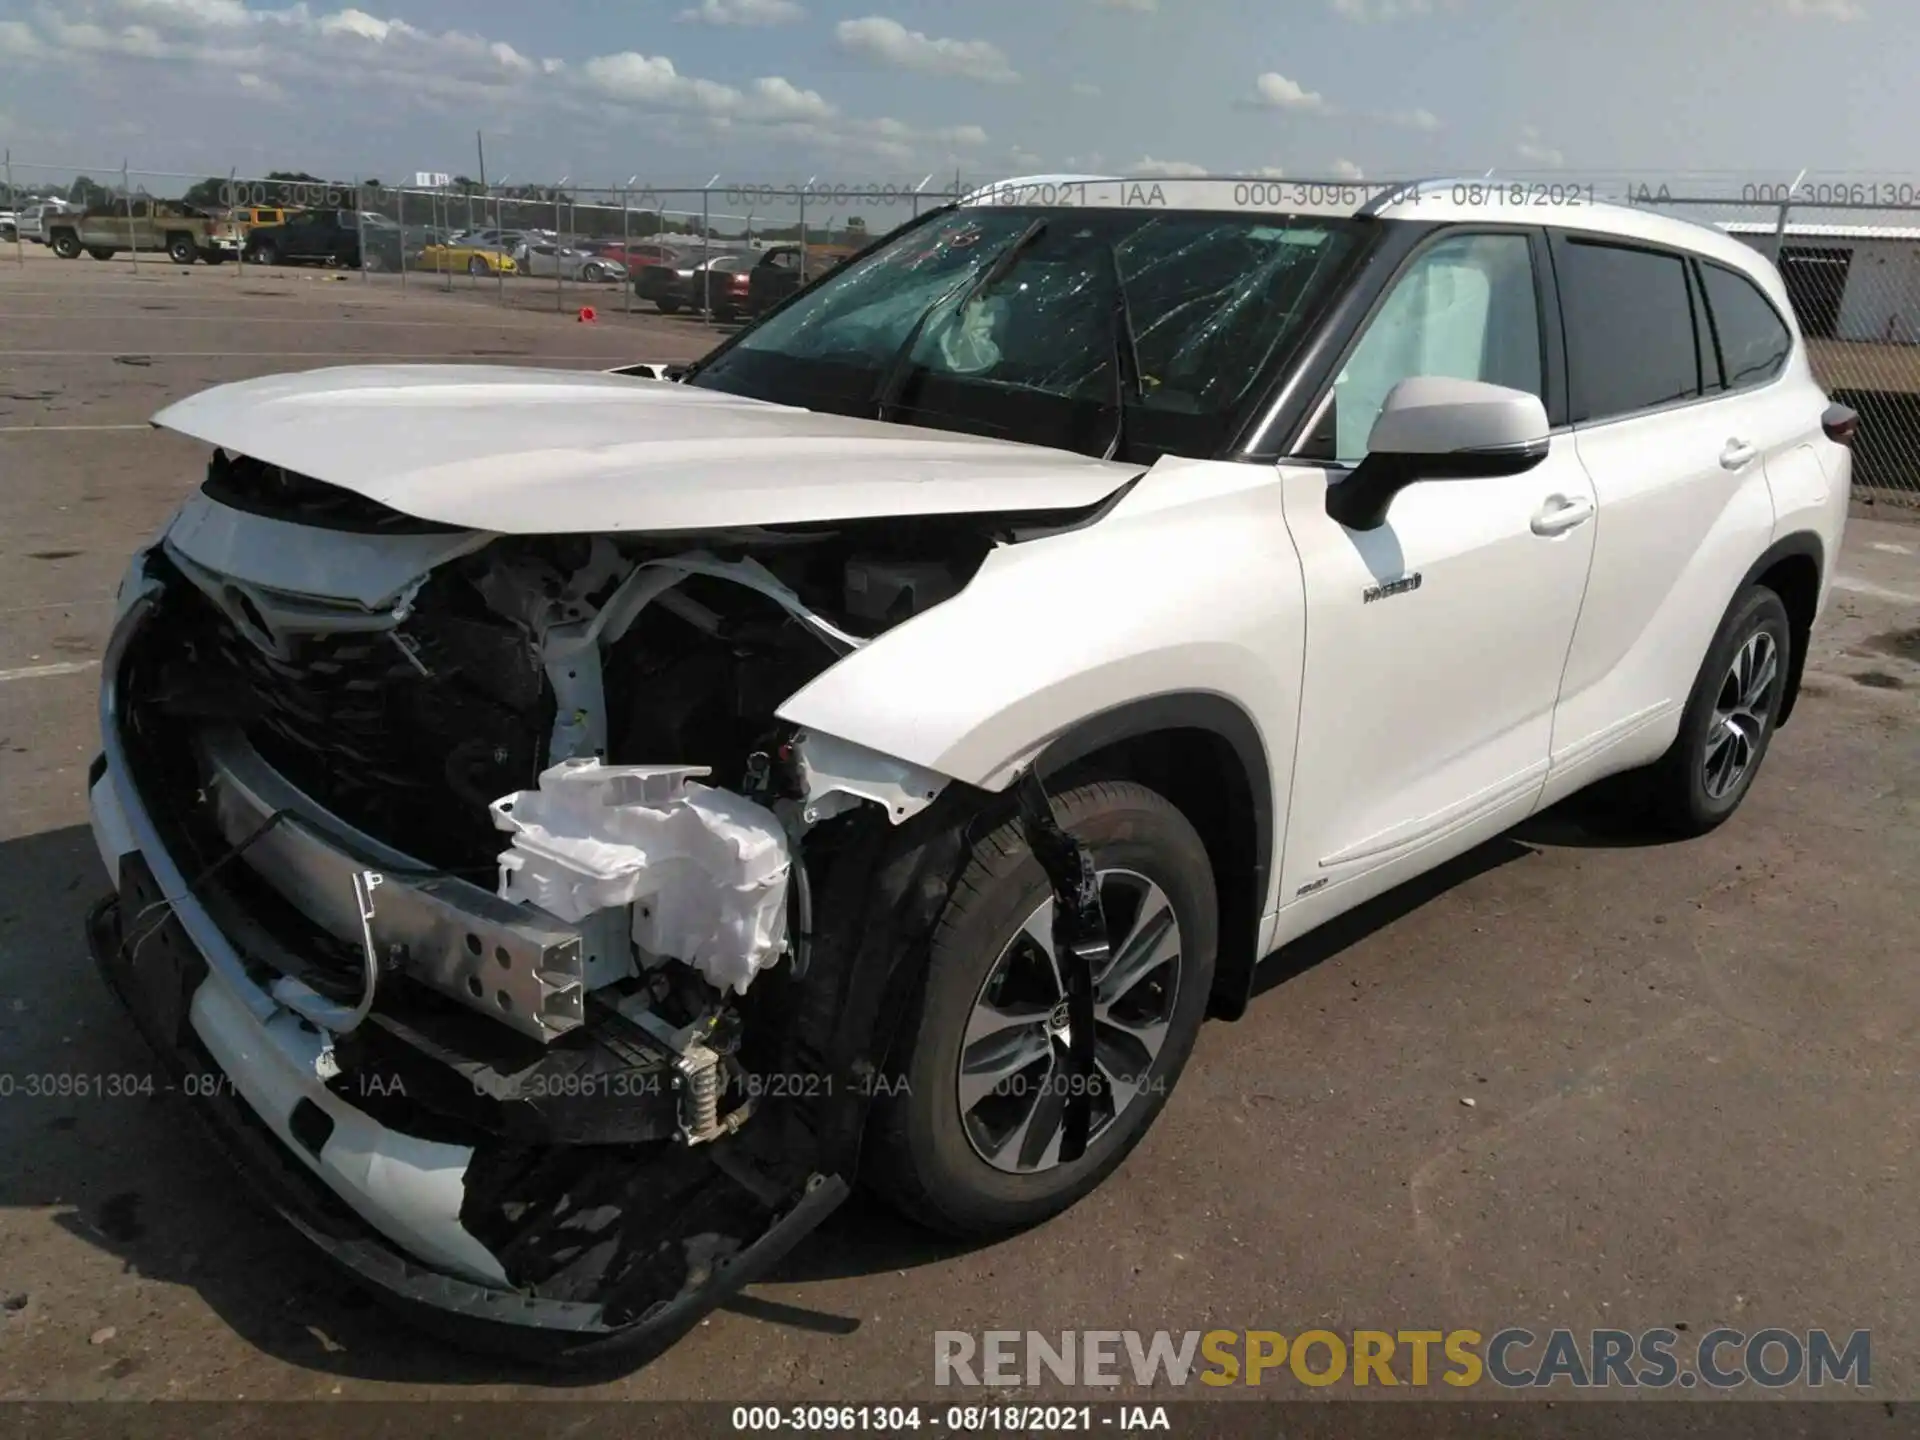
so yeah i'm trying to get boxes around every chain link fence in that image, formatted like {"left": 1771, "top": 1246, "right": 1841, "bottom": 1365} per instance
{"left": 4, "top": 157, "right": 1918, "bottom": 503}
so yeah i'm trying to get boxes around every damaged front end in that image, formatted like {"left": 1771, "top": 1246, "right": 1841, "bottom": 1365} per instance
{"left": 86, "top": 450, "right": 1084, "bottom": 1363}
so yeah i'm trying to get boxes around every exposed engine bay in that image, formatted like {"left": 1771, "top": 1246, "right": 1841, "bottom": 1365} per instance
{"left": 100, "top": 449, "right": 1119, "bottom": 1356}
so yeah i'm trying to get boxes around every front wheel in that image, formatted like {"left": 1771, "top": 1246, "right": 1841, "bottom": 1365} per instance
{"left": 248, "top": 241, "right": 279, "bottom": 266}
{"left": 655, "top": 297, "right": 682, "bottom": 315}
{"left": 467, "top": 256, "right": 489, "bottom": 277}
{"left": 50, "top": 233, "right": 82, "bottom": 259}
{"left": 86, "top": 247, "right": 115, "bottom": 261}
{"left": 865, "top": 779, "right": 1217, "bottom": 1238}
{"left": 1641, "top": 584, "right": 1792, "bottom": 837}
{"left": 166, "top": 233, "right": 197, "bottom": 265}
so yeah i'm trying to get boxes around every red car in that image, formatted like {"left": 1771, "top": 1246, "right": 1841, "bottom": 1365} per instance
{"left": 581, "top": 240, "right": 689, "bottom": 271}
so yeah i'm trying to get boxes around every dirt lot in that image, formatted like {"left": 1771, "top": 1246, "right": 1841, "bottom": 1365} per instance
{"left": 1, "top": 253, "right": 1918, "bottom": 1409}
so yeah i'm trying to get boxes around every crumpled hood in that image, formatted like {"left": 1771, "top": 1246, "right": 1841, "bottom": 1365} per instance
{"left": 151, "top": 364, "right": 1139, "bottom": 534}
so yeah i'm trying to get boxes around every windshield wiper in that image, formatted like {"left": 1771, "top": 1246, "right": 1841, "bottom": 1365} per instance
{"left": 872, "top": 216, "right": 1050, "bottom": 423}
{"left": 1100, "top": 242, "right": 1143, "bottom": 462}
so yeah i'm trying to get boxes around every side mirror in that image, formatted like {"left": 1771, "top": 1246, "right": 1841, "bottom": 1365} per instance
{"left": 1325, "top": 377, "right": 1550, "bottom": 531}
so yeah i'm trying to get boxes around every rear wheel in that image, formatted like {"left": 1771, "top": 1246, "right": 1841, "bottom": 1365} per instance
{"left": 655, "top": 297, "right": 682, "bottom": 315}
{"left": 248, "top": 240, "right": 279, "bottom": 266}
{"left": 1640, "top": 584, "right": 1792, "bottom": 837}
{"left": 50, "top": 232, "right": 82, "bottom": 259}
{"left": 363, "top": 252, "right": 387, "bottom": 273}
{"left": 86, "top": 247, "right": 115, "bottom": 261}
{"left": 866, "top": 780, "right": 1217, "bottom": 1237}
{"left": 467, "top": 256, "right": 489, "bottom": 277}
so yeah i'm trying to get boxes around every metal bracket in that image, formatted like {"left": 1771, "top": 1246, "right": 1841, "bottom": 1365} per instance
{"left": 1015, "top": 768, "right": 1108, "bottom": 1163}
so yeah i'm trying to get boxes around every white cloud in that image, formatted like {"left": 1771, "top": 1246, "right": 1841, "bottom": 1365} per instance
{"left": 834, "top": 17, "right": 1018, "bottom": 84}
{"left": 1516, "top": 125, "right": 1564, "bottom": 166}
{"left": 1382, "top": 106, "right": 1441, "bottom": 131}
{"left": 1072, "top": 80, "right": 1101, "bottom": 97}
{"left": 0, "top": 19, "right": 46, "bottom": 56}
{"left": 1330, "top": 157, "right": 1365, "bottom": 179}
{"left": 1253, "top": 72, "right": 1329, "bottom": 112}
{"left": 581, "top": 52, "right": 832, "bottom": 123}
{"left": 1256, "top": 165, "right": 1287, "bottom": 178}
{"left": 234, "top": 68, "right": 285, "bottom": 99}
{"left": 1092, "top": 0, "right": 1157, "bottom": 10}
{"left": 317, "top": 8, "right": 395, "bottom": 41}
{"left": 1332, "top": 0, "right": 1434, "bottom": 17}
{"left": 1782, "top": 0, "right": 1864, "bottom": 15}
{"left": 1131, "top": 155, "right": 1208, "bottom": 177}
{"left": 1009, "top": 146, "right": 1043, "bottom": 167}
{"left": 117, "top": 0, "right": 253, "bottom": 27}
{"left": 678, "top": 0, "right": 806, "bottom": 27}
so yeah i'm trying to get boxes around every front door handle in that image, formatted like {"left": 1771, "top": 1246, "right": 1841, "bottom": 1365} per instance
{"left": 1720, "top": 438, "right": 1758, "bottom": 470}
{"left": 1531, "top": 493, "right": 1595, "bottom": 537}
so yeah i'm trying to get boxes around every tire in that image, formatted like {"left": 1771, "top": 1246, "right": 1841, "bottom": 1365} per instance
{"left": 1641, "top": 584, "right": 1792, "bottom": 837}
{"left": 50, "top": 232, "right": 82, "bottom": 259}
{"left": 86, "top": 247, "right": 115, "bottom": 262}
{"left": 363, "top": 252, "right": 387, "bottom": 273}
{"left": 199, "top": 249, "right": 227, "bottom": 265}
{"left": 166, "top": 233, "right": 197, "bottom": 265}
{"left": 655, "top": 298, "right": 682, "bottom": 315}
{"left": 866, "top": 779, "right": 1218, "bottom": 1238}
{"left": 249, "top": 240, "right": 279, "bottom": 266}
{"left": 468, "top": 256, "right": 489, "bottom": 277}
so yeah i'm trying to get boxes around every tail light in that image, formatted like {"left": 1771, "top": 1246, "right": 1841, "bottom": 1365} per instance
{"left": 1822, "top": 402, "right": 1858, "bottom": 447}
{"left": 731, "top": 273, "right": 750, "bottom": 292}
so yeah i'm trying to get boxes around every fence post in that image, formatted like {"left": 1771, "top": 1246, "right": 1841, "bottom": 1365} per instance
{"left": 6, "top": 150, "right": 21, "bottom": 269}
{"left": 701, "top": 183, "right": 711, "bottom": 323}
{"left": 230, "top": 167, "right": 242, "bottom": 280}
{"left": 622, "top": 185, "right": 632, "bottom": 316}
{"left": 123, "top": 159, "right": 138, "bottom": 271}
{"left": 397, "top": 185, "right": 408, "bottom": 292}
{"left": 556, "top": 185, "right": 565, "bottom": 312}
{"left": 798, "top": 188, "right": 808, "bottom": 286}
{"left": 355, "top": 175, "right": 368, "bottom": 283}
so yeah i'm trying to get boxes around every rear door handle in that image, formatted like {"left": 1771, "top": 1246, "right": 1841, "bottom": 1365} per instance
{"left": 1531, "top": 493, "right": 1595, "bottom": 536}
{"left": 1720, "top": 438, "right": 1758, "bottom": 470}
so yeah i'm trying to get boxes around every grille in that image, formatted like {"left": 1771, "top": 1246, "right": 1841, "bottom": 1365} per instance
{"left": 176, "top": 576, "right": 551, "bottom": 871}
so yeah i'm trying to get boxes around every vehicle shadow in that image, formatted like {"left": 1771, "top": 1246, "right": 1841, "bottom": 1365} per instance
{"left": 1247, "top": 779, "right": 1677, "bottom": 1003}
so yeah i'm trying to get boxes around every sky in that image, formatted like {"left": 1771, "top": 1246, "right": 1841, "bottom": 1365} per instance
{"left": 0, "top": 0, "right": 1906, "bottom": 200}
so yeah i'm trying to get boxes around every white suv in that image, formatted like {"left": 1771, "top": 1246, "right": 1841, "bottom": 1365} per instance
{"left": 88, "top": 175, "right": 1852, "bottom": 1363}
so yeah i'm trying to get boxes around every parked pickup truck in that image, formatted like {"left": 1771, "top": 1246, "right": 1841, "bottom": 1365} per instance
{"left": 45, "top": 200, "right": 241, "bottom": 264}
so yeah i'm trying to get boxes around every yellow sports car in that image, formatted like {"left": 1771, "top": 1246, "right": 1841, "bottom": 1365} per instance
{"left": 416, "top": 241, "right": 518, "bottom": 276}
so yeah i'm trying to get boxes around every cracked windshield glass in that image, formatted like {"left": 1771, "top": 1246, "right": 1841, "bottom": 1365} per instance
{"left": 690, "top": 208, "right": 1361, "bottom": 459}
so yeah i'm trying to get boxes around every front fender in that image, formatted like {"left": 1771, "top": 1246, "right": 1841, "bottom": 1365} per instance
{"left": 777, "top": 457, "right": 1304, "bottom": 907}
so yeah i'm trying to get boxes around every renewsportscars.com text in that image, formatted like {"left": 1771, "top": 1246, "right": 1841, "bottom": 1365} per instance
{"left": 934, "top": 1328, "right": 1870, "bottom": 1390}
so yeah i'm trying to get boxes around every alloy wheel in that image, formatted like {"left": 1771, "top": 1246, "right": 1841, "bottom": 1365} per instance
{"left": 957, "top": 869, "right": 1183, "bottom": 1175}
{"left": 1703, "top": 629, "right": 1779, "bottom": 801}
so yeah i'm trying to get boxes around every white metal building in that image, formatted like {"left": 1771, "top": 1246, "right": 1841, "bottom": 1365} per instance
{"left": 1720, "top": 222, "right": 1920, "bottom": 345}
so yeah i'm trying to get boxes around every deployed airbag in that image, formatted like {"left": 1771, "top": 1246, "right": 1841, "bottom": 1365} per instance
{"left": 492, "top": 759, "right": 792, "bottom": 995}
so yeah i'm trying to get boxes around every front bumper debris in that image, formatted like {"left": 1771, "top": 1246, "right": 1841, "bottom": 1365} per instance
{"left": 88, "top": 580, "right": 851, "bottom": 1361}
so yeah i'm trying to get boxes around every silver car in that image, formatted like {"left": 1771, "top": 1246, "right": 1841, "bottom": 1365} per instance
{"left": 519, "top": 241, "right": 627, "bottom": 282}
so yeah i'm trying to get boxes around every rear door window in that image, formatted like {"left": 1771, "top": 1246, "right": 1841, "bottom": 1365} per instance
{"left": 1557, "top": 239, "right": 1701, "bottom": 423}
{"left": 1697, "top": 261, "right": 1793, "bottom": 390}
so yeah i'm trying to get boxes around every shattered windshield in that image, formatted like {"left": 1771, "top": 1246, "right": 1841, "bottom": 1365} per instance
{"left": 687, "top": 207, "right": 1364, "bottom": 460}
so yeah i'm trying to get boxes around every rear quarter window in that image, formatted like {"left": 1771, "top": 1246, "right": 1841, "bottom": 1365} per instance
{"left": 1697, "top": 261, "right": 1793, "bottom": 389}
